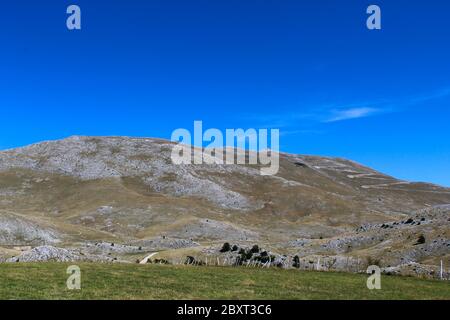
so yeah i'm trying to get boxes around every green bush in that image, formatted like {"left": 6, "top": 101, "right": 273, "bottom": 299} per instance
{"left": 293, "top": 256, "right": 300, "bottom": 268}
{"left": 244, "top": 250, "right": 253, "bottom": 260}
{"left": 220, "top": 242, "right": 231, "bottom": 252}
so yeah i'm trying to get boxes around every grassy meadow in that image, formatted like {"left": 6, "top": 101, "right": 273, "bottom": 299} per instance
{"left": 0, "top": 263, "right": 448, "bottom": 300}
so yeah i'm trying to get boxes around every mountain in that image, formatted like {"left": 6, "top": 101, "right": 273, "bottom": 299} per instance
{"left": 0, "top": 136, "right": 449, "bottom": 274}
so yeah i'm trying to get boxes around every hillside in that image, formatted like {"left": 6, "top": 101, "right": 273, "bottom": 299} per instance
{"left": 0, "top": 136, "right": 449, "bottom": 276}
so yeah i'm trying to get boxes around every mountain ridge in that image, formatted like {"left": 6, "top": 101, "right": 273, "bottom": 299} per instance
{"left": 0, "top": 136, "right": 448, "bottom": 276}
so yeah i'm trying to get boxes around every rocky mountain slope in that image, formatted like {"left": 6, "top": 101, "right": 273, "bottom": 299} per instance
{"left": 0, "top": 136, "right": 449, "bottom": 276}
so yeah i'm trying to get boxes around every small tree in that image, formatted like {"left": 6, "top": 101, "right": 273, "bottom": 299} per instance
{"left": 185, "top": 256, "right": 196, "bottom": 265}
{"left": 293, "top": 255, "right": 300, "bottom": 268}
{"left": 220, "top": 242, "right": 231, "bottom": 252}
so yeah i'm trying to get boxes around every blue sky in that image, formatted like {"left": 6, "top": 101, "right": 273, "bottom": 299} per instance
{"left": 1, "top": 0, "right": 449, "bottom": 186}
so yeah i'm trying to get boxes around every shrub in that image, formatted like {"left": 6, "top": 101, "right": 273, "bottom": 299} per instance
{"left": 260, "top": 256, "right": 270, "bottom": 263}
{"left": 416, "top": 235, "right": 426, "bottom": 244}
{"left": 250, "top": 245, "right": 260, "bottom": 253}
{"left": 184, "top": 256, "right": 206, "bottom": 266}
{"left": 293, "top": 255, "right": 300, "bottom": 268}
{"left": 154, "top": 259, "right": 170, "bottom": 265}
{"left": 185, "top": 256, "right": 196, "bottom": 265}
{"left": 234, "top": 256, "right": 243, "bottom": 266}
{"left": 231, "top": 245, "right": 239, "bottom": 252}
{"left": 220, "top": 242, "right": 231, "bottom": 253}
{"left": 254, "top": 255, "right": 266, "bottom": 263}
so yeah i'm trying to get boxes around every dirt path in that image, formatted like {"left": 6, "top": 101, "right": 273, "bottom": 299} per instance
{"left": 139, "top": 252, "right": 158, "bottom": 264}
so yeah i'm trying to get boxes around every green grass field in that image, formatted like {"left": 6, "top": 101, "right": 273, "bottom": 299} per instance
{"left": 0, "top": 263, "right": 448, "bottom": 300}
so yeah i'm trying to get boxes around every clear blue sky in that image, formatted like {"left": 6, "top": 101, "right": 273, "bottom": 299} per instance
{"left": 1, "top": 1, "right": 449, "bottom": 186}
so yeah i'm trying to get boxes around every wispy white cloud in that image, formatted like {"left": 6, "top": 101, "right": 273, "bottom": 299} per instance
{"left": 246, "top": 86, "right": 450, "bottom": 132}
{"left": 324, "top": 107, "right": 379, "bottom": 123}
{"left": 409, "top": 87, "right": 450, "bottom": 104}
